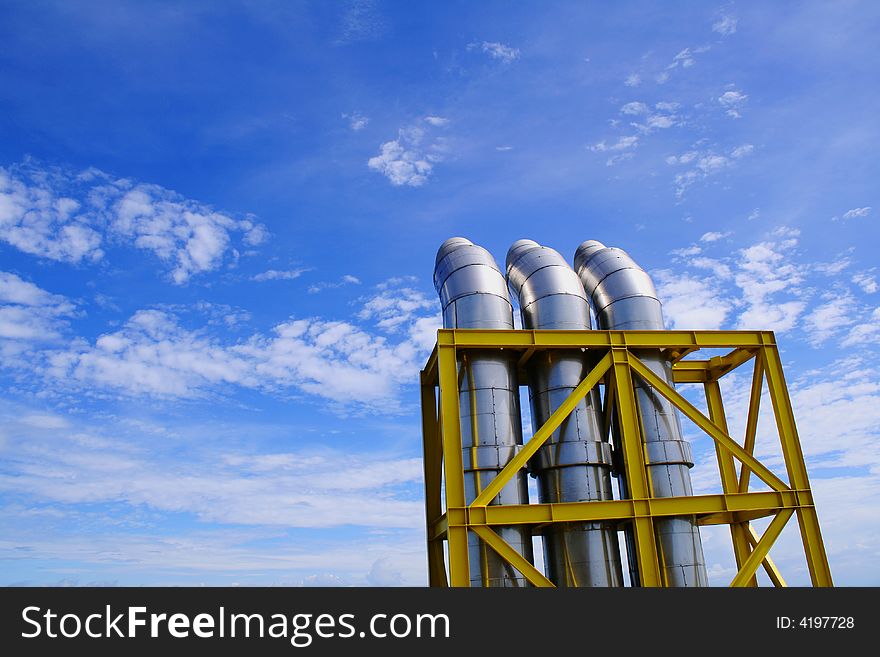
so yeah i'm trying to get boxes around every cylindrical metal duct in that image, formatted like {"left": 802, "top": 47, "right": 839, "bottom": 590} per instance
{"left": 574, "top": 240, "right": 708, "bottom": 587}
{"left": 434, "top": 237, "right": 534, "bottom": 587}
{"left": 506, "top": 240, "right": 623, "bottom": 587}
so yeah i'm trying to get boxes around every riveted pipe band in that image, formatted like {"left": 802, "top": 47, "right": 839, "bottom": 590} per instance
{"left": 461, "top": 444, "right": 523, "bottom": 472}
{"left": 531, "top": 440, "right": 614, "bottom": 470}
{"left": 644, "top": 440, "right": 694, "bottom": 468}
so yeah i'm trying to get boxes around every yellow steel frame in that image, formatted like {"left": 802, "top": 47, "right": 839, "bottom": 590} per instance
{"left": 420, "top": 329, "right": 833, "bottom": 587}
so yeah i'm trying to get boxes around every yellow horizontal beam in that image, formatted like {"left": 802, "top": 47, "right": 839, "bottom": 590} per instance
{"left": 454, "top": 490, "right": 803, "bottom": 527}
{"left": 435, "top": 328, "right": 773, "bottom": 351}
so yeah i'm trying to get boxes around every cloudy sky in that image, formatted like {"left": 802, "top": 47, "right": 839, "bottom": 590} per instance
{"left": 1, "top": 1, "right": 877, "bottom": 586}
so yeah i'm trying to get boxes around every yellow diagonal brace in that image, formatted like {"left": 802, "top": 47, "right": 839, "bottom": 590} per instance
{"left": 746, "top": 524, "right": 787, "bottom": 587}
{"left": 739, "top": 355, "right": 764, "bottom": 493}
{"left": 730, "top": 509, "right": 793, "bottom": 587}
{"left": 470, "top": 525, "right": 555, "bottom": 587}
{"left": 627, "top": 354, "right": 789, "bottom": 493}
{"left": 470, "top": 352, "right": 612, "bottom": 507}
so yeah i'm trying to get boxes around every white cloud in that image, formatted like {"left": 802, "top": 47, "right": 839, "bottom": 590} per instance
{"left": 655, "top": 101, "right": 680, "bottom": 111}
{"left": 495, "top": 145, "right": 513, "bottom": 152}
{"left": 842, "top": 308, "right": 880, "bottom": 347}
{"left": 667, "top": 151, "right": 698, "bottom": 165}
{"left": 670, "top": 244, "right": 701, "bottom": 258}
{"left": 734, "top": 232, "right": 806, "bottom": 332}
{"left": 342, "top": 112, "right": 369, "bottom": 131}
{"left": 644, "top": 113, "right": 677, "bottom": 130}
{"left": 0, "top": 272, "right": 77, "bottom": 344}
{"left": 620, "top": 101, "right": 648, "bottom": 115}
{"left": 712, "top": 14, "right": 738, "bottom": 36}
{"left": 671, "top": 144, "right": 753, "bottom": 197}
{"left": 470, "top": 41, "right": 520, "bottom": 63}
{"left": 624, "top": 73, "right": 641, "bottom": 87}
{"left": 37, "top": 279, "right": 438, "bottom": 410}
{"left": 665, "top": 45, "right": 710, "bottom": 75}
{"left": 852, "top": 272, "right": 878, "bottom": 293}
{"left": 841, "top": 207, "right": 871, "bottom": 220}
{"left": 670, "top": 47, "right": 697, "bottom": 68}
{"left": 689, "top": 256, "right": 732, "bottom": 279}
{"left": 252, "top": 268, "right": 309, "bottom": 282}
{"left": 803, "top": 293, "right": 859, "bottom": 347}
{"left": 590, "top": 135, "right": 639, "bottom": 153}
{"left": 0, "top": 416, "right": 423, "bottom": 531}
{"left": 0, "top": 165, "right": 103, "bottom": 263}
{"left": 700, "top": 231, "right": 731, "bottom": 242}
{"left": 0, "top": 162, "right": 267, "bottom": 283}
{"left": 308, "top": 275, "right": 361, "bottom": 294}
{"left": 731, "top": 144, "right": 754, "bottom": 158}
{"left": 654, "top": 270, "right": 733, "bottom": 329}
{"left": 357, "top": 285, "right": 436, "bottom": 332}
{"left": 368, "top": 119, "right": 448, "bottom": 187}
{"left": 718, "top": 90, "right": 748, "bottom": 118}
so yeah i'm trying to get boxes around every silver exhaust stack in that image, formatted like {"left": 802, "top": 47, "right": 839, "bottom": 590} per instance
{"left": 433, "top": 237, "right": 534, "bottom": 586}
{"left": 574, "top": 240, "right": 708, "bottom": 586}
{"left": 506, "top": 240, "right": 623, "bottom": 587}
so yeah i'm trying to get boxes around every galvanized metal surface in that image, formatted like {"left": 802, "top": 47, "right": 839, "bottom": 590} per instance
{"left": 574, "top": 240, "right": 708, "bottom": 586}
{"left": 506, "top": 240, "right": 622, "bottom": 587}
{"left": 434, "top": 237, "right": 533, "bottom": 587}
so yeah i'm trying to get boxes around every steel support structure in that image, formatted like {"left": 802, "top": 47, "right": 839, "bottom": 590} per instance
{"left": 420, "top": 329, "right": 833, "bottom": 587}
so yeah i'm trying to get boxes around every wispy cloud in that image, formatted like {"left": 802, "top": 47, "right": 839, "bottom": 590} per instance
{"left": 668, "top": 143, "right": 754, "bottom": 197}
{"left": 718, "top": 89, "right": 748, "bottom": 118}
{"left": 620, "top": 101, "right": 649, "bottom": 115}
{"left": 469, "top": 41, "right": 520, "bottom": 63}
{"left": 0, "top": 161, "right": 267, "bottom": 283}
{"left": 307, "top": 274, "right": 361, "bottom": 294}
{"left": 833, "top": 206, "right": 872, "bottom": 221}
{"left": 700, "top": 231, "right": 731, "bottom": 242}
{"left": 852, "top": 271, "right": 878, "bottom": 293}
{"left": 252, "top": 268, "right": 310, "bottom": 282}
{"left": 712, "top": 14, "right": 738, "bottom": 36}
{"left": 334, "top": 0, "right": 386, "bottom": 45}
{"left": 0, "top": 271, "right": 77, "bottom": 346}
{"left": 5, "top": 277, "right": 437, "bottom": 412}
{"left": 342, "top": 111, "right": 369, "bottom": 131}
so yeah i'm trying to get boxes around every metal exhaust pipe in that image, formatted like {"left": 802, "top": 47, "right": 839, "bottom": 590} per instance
{"left": 434, "top": 237, "right": 534, "bottom": 586}
{"left": 506, "top": 240, "right": 623, "bottom": 587}
{"left": 574, "top": 240, "right": 708, "bottom": 587}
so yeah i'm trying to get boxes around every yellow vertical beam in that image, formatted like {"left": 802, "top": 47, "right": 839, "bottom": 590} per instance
{"left": 610, "top": 348, "right": 663, "bottom": 587}
{"left": 761, "top": 341, "right": 833, "bottom": 587}
{"left": 730, "top": 509, "right": 793, "bottom": 587}
{"left": 738, "top": 354, "right": 764, "bottom": 493}
{"left": 437, "top": 342, "right": 470, "bottom": 587}
{"left": 420, "top": 374, "right": 447, "bottom": 587}
{"left": 705, "top": 379, "right": 757, "bottom": 586}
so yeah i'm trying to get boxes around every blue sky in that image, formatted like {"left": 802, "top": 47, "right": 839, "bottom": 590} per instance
{"left": 0, "top": 0, "right": 878, "bottom": 586}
